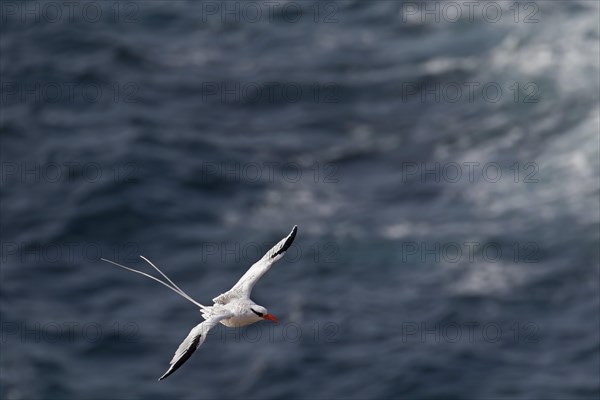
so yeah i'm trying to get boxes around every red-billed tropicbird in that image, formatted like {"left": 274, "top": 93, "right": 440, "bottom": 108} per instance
{"left": 100, "top": 225, "right": 298, "bottom": 380}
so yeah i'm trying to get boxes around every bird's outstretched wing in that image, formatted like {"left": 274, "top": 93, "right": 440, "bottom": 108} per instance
{"left": 158, "top": 312, "right": 231, "bottom": 380}
{"left": 213, "top": 225, "right": 297, "bottom": 304}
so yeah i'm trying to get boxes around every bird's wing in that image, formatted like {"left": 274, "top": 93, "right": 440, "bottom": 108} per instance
{"left": 213, "top": 226, "right": 297, "bottom": 304}
{"left": 158, "top": 312, "right": 231, "bottom": 380}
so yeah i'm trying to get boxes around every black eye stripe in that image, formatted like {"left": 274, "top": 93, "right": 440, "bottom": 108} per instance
{"left": 251, "top": 308, "right": 263, "bottom": 317}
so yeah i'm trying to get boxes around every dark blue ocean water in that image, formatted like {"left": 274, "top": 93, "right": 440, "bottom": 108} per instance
{"left": 1, "top": 1, "right": 599, "bottom": 399}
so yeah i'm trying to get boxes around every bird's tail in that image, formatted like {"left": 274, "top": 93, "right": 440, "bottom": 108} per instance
{"left": 100, "top": 256, "right": 207, "bottom": 310}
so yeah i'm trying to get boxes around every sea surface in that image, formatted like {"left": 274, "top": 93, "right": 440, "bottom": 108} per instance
{"left": 1, "top": 1, "right": 599, "bottom": 399}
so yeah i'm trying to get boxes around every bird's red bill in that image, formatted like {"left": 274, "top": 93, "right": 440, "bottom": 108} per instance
{"left": 263, "top": 313, "right": 279, "bottom": 324}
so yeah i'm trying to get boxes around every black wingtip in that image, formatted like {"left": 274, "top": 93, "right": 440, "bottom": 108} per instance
{"left": 272, "top": 225, "right": 298, "bottom": 258}
{"left": 157, "top": 334, "right": 202, "bottom": 381}
{"left": 158, "top": 372, "right": 169, "bottom": 381}
{"left": 282, "top": 225, "right": 298, "bottom": 252}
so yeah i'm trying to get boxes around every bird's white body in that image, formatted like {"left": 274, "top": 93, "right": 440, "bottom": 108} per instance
{"left": 202, "top": 299, "right": 263, "bottom": 327}
{"left": 101, "top": 225, "right": 298, "bottom": 380}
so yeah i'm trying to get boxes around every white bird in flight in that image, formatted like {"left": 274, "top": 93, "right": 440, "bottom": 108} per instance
{"left": 100, "top": 225, "right": 298, "bottom": 380}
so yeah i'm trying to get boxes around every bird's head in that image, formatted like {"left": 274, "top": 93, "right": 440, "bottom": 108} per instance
{"left": 250, "top": 306, "right": 279, "bottom": 324}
